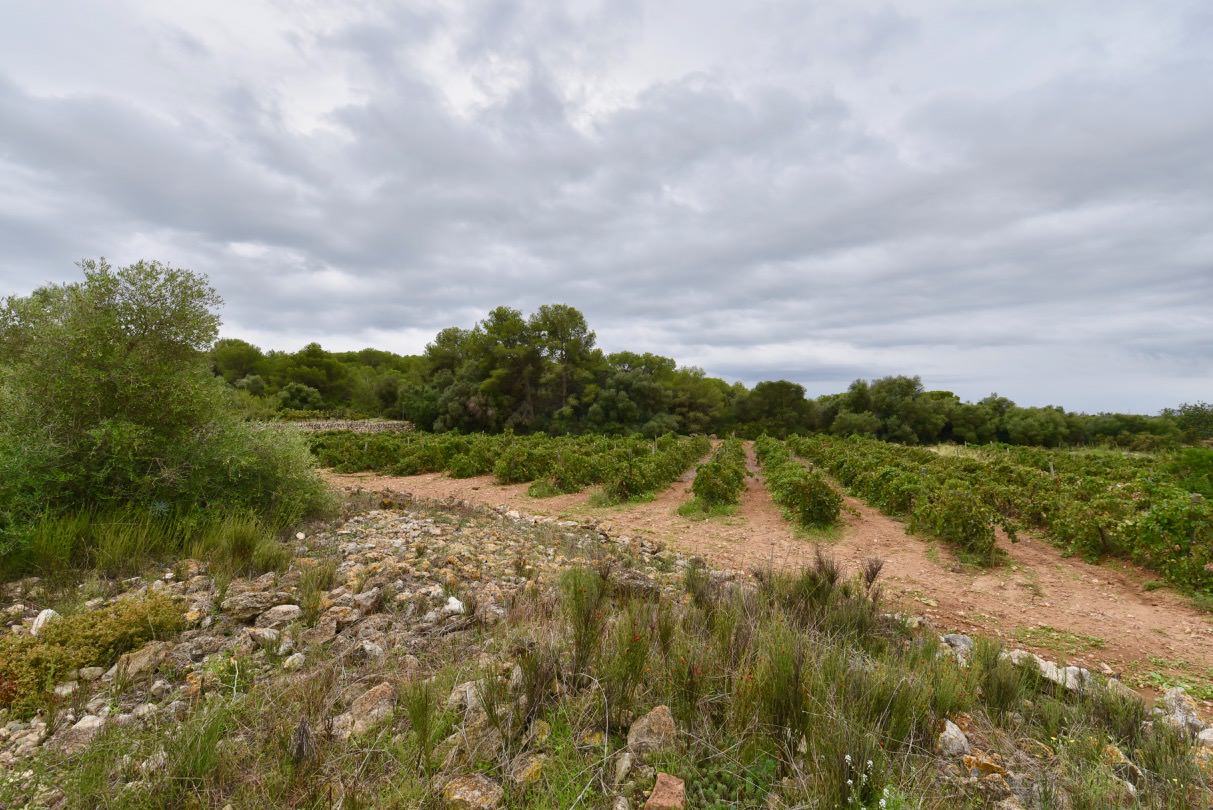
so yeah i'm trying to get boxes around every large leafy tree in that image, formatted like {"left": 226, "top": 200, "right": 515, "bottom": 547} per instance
{"left": 0, "top": 259, "right": 326, "bottom": 538}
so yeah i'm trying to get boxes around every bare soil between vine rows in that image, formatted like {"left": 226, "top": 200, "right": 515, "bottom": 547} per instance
{"left": 324, "top": 443, "right": 1213, "bottom": 713}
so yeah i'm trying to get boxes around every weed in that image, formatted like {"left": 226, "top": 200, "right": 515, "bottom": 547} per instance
{"left": 560, "top": 567, "right": 606, "bottom": 680}
{"left": 299, "top": 558, "right": 339, "bottom": 624}
{"left": 402, "top": 679, "right": 438, "bottom": 778}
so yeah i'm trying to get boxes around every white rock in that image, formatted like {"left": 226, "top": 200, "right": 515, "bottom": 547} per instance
{"left": 283, "top": 653, "right": 306, "bottom": 671}
{"left": 255, "top": 604, "right": 302, "bottom": 629}
{"left": 937, "top": 720, "right": 970, "bottom": 757}
{"left": 131, "top": 703, "right": 157, "bottom": 721}
{"left": 443, "top": 596, "right": 465, "bottom": 615}
{"left": 58, "top": 715, "right": 105, "bottom": 754}
{"left": 1164, "top": 687, "right": 1204, "bottom": 734}
{"left": 31, "top": 608, "right": 60, "bottom": 637}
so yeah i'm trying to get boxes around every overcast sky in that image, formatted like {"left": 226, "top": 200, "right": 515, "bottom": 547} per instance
{"left": 1, "top": 1, "right": 1210, "bottom": 412}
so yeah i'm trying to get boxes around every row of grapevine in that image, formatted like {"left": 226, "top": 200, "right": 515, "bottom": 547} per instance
{"left": 601, "top": 434, "right": 712, "bottom": 502}
{"left": 307, "top": 431, "right": 711, "bottom": 501}
{"left": 754, "top": 436, "right": 841, "bottom": 528}
{"left": 689, "top": 438, "right": 748, "bottom": 507}
{"left": 790, "top": 435, "right": 1213, "bottom": 588}
{"left": 787, "top": 436, "right": 1002, "bottom": 563}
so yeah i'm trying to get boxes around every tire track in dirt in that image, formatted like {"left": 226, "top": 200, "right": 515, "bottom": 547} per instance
{"left": 324, "top": 442, "right": 1213, "bottom": 711}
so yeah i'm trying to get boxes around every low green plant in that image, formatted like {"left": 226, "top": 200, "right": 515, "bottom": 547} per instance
{"left": 601, "top": 601, "right": 651, "bottom": 725}
{"left": 691, "top": 439, "right": 747, "bottom": 507}
{"left": 299, "top": 558, "right": 338, "bottom": 624}
{"left": 0, "top": 593, "right": 184, "bottom": 717}
{"left": 402, "top": 680, "right": 438, "bottom": 778}
{"left": 755, "top": 436, "right": 842, "bottom": 529}
{"left": 909, "top": 479, "right": 999, "bottom": 564}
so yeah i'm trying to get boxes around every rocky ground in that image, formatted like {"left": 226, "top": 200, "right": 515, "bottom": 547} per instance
{"left": 1, "top": 487, "right": 1211, "bottom": 808}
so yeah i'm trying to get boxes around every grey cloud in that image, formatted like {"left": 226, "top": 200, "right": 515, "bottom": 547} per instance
{"left": 0, "top": 1, "right": 1209, "bottom": 412}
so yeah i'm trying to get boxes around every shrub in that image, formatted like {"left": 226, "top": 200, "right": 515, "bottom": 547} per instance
{"left": 756, "top": 437, "right": 842, "bottom": 529}
{"left": 0, "top": 593, "right": 184, "bottom": 717}
{"left": 0, "top": 260, "right": 331, "bottom": 577}
{"left": 298, "top": 558, "right": 338, "bottom": 624}
{"left": 560, "top": 567, "right": 606, "bottom": 678}
{"left": 190, "top": 513, "right": 290, "bottom": 581}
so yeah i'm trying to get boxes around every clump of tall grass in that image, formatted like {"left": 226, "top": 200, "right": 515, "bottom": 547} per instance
{"left": 560, "top": 566, "right": 606, "bottom": 679}
{"left": 298, "top": 558, "right": 339, "bottom": 624}
{"left": 189, "top": 512, "right": 290, "bottom": 580}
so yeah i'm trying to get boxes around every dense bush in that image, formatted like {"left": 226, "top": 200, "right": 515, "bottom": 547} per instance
{"left": 601, "top": 435, "right": 711, "bottom": 502}
{"left": 0, "top": 261, "right": 330, "bottom": 577}
{"left": 908, "top": 479, "right": 999, "bottom": 564}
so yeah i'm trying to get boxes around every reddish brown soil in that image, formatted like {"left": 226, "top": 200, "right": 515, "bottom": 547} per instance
{"left": 324, "top": 443, "right": 1213, "bottom": 709}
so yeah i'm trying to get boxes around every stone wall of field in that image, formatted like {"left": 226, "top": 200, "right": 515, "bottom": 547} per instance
{"left": 271, "top": 420, "right": 415, "bottom": 433}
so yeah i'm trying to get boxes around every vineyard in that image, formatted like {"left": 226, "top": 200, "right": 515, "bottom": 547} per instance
{"left": 789, "top": 435, "right": 1213, "bottom": 591}
{"left": 754, "top": 436, "right": 842, "bottom": 529}
{"left": 309, "top": 429, "right": 1213, "bottom": 596}
{"left": 309, "top": 431, "right": 711, "bottom": 504}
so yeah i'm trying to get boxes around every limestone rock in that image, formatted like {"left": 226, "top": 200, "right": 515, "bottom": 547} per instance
{"left": 1164, "top": 687, "right": 1204, "bottom": 734}
{"left": 628, "top": 705, "right": 676, "bottom": 755}
{"left": 644, "top": 772, "right": 686, "bottom": 810}
{"left": 221, "top": 591, "right": 283, "bottom": 621}
{"left": 115, "top": 640, "right": 173, "bottom": 680}
{"left": 56, "top": 715, "right": 105, "bottom": 755}
{"left": 331, "top": 681, "right": 395, "bottom": 740}
{"left": 941, "top": 633, "right": 974, "bottom": 664}
{"left": 31, "top": 608, "right": 60, "bottom": 636}
{"left": 247, "top": 627, "right": 281, "bottom": 647}
{"left": 301, "top": 617, "right": 337, "bottom": 647}
{"left": 441, "top": 773, "right": 503, "bottom": 809}
{"left": 256, "top": 604, "right": 302, "bottom": 629}
{"left": 509, "top": 753, "right": 547, "bottom": 786}
{"left": 937, "top": 719, "right": 970, "bottom": 757}
{"left": 614, "top": 751, "right": 634, "bottom": 785}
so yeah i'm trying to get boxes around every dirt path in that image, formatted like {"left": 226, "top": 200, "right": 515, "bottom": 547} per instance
{"left": 325, "top": 443, "right": 1213, "bottom": 710}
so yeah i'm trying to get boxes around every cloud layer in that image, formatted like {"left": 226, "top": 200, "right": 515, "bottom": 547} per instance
{"left": 1, "top": 0, "right": 1210, "bottom": 411}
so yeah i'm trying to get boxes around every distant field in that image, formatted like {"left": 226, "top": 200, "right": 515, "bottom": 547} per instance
{"left": 793, "top": 435, "right": 1213, "bottom": 592}
{"left": 309, "top": 429, "right": 1213, "bottom": 596}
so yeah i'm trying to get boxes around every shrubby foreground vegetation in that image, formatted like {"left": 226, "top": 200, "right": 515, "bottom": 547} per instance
{"left": 210, "top": 305, "right": 1211, "bottom": 448}
{"left": 0, "top": 259, "right": 331, "bottom": 578}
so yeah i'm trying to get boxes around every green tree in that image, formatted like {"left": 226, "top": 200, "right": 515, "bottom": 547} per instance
{"left": 735, "top": 380, "right": 817, "bottom": 437}
{"left": 210, "top": 338, "right": 265, "bottom": 383}
{"left": 277, "top": 382, "right": 325, "bottom": 411}
{"left": 0, "top": 259, "right": 328, "bottom": 557}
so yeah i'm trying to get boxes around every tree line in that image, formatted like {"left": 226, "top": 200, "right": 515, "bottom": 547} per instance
{"left": 211, "top": 303, "right": 1211, "bottom": 448}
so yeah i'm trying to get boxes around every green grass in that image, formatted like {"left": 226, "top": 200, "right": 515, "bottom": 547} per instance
{"left": 676, "top": 498, "right": 737, "bottom": 520}
{"left": 1012, "top": 625, "right": 1106, "bottom": 656}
